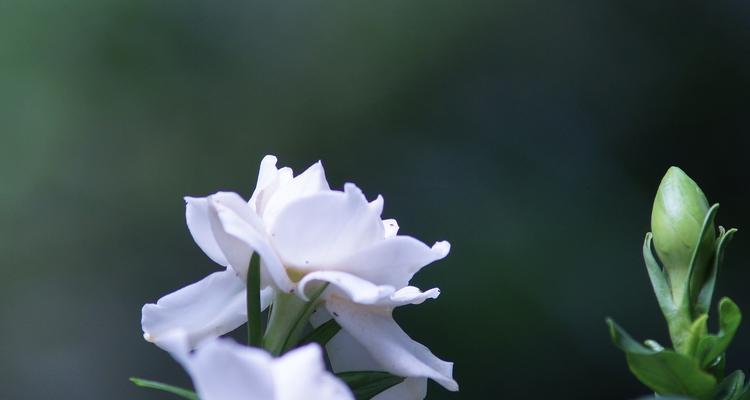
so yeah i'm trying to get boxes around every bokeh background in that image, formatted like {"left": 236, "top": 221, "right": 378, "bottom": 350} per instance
{"left": 1, "top": 1, "right": 749, "bottom": 398}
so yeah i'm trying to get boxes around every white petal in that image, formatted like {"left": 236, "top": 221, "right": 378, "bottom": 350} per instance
{"left": 185, "top": 197, "right": 228, "bottom": 267}
{"left": 269, "top": 183, "right": 385, "bottom": 270}
{"left": 373, "top": 378, "right": 428, "bottom": 400}
{"left": 298, "top": 270, "right": 394, "bottom": 304}
{"left": 382, "top": 286, "right": 441, "bottom": 307}
{"left": 187, "top": 338, "right": 276, "bottom": 400}
{"left": 262, "top": 160, "right": 331, "bottom": 226}
{"left": 382, "top": 219, "right": 399, "bottom": 237}
{"left": 329, "top": 237, "right": 450, "bottom": 287}
{"left": 180, "top": 339, "right": 353, "bottom": 400}
{"left": 273, "top": 344, "right": 354, "bottom": 400}
{"left": 207, "top": 192, "right": 294, "bottom": 292}
{"left": 369, "top": 195, "right": 384, "bottom": 216}
{"left": 249, "top": 155, "right": 281, "bottom": 213}
{"left": 311, "top": 309, "right": 428, "bottom": 400}
{"left": 326, "top": 296, "right": 458, "bottom": 391}
{"left": 142, "top": 269, "right": 272, "bottom": 350}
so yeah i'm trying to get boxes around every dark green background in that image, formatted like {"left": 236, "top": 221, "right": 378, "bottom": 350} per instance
{"left": 1, "top": 1, "right": 749, "bottom": 399}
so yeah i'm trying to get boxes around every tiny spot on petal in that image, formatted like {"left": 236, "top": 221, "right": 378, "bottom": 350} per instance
{"left": 332, "top": 312, "right": 339, "bottom": 317}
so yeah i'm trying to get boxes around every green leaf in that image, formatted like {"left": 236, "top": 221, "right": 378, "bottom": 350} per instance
{"left": 299, "top": 318, "right": 341, "bottom": 348}
{"left": 247, "top": 252, "right": 262, "bottom": 347}
{"left": 683, "top": 204, "right": 720, "bottom": 313}
{"left": 712, "top": 370, "right": 745, "bottom": 400}
{"left": 644, "top": 233, "right": 676, "bottom": 318}
{"left": 337, "top": 371, "right": 405, "bottom": 400}
{"left": 130, "top": 377, "right": 198, "bottom": 400}
{"left": 696, "top": 298, "right": 742, "bottom": 369}
{"left": 695, "top": 228, "right": 738, "bottom": 316}
{"left": 607, "top": 319, "right": 717, "bottom": 399}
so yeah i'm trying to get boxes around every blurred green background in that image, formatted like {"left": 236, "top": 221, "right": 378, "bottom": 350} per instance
{"left": 1, "top": 1, "right": 749, "bottom": 398}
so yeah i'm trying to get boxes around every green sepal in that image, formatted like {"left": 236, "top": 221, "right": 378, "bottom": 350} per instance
{"left": 712, "top": 370, "right": 745, "bottom": 400}
{"left": 298, "top": 318, "right": 342, "bottom": 348}
{"left": 337, "top": 371, "right": 405, "bottom": 400}
{"left": 644, "top": 233, "right": 676, "bottom": 318}
{"left": 607, "top": 319, "right": 717, "bottom": 399}
{"left": 130, "top": 377, "right": 199, "bottom": 400}
{"left": 684, "top": 314, "right": 709, "bottom": 357}
{"left": 263, "top": 283, "right": 329, "bottom": 356}
{"left": 696, "top": 298, "right": 742, "bottom": 370}
{"left": 695, "top": 228, "right": 738, "bottom": 316}
{"left": 682, "top": 204, "right": 720, "bottom": 313}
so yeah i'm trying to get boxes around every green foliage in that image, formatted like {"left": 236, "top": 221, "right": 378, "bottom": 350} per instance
{"left": 608, "top": 167, "right": 744, "bottom": 400}
{"left": 696, "top": 298, "right": 742, "bottom": 370}
{"left": 130, "top": 378, "right": 198, "bottom": 400}
{"left": 299, "top": 318, "right": 342, "bottom": 348}
{"left": 607, "top": 319, "right": 716, "bottom": 399}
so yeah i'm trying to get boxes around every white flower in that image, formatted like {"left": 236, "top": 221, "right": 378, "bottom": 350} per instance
{"left": 142, "top": 155, "right": 457, "bottom": 391}
{"left": 168, "top": 335, "right": 353, "bottom": 400}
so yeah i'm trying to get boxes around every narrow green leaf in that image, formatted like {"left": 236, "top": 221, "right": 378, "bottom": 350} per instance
{"left": 299, "top": 318, "right": 341, "bottom": 348}
{"left": 682, "top": 204, "right": 720, "bottom": 312}
{"left": 644, "top": 233, "right": 676, "bottom": 317}
{"left": 696, "top": 298, "right": 742, "bottom": 369}
{"left": 247, "top": 252, "right": 262, "bottom": 347}
{"left": 130, "top": 377, "right": 198, "bottom": 400}
{"left": 695, "top": 228, "right": 737, "bottom": 316}
{"left": 607, "top": 318, "right": 655, "bottom": 355}
{"left": 607, "top": 319, "right": 717, "bottom": 399}
{"left": 337, "top": 371, "right": 405, "bottom": 400}
{"left": 712, "top": 370, "right": 745, "bottom": 400}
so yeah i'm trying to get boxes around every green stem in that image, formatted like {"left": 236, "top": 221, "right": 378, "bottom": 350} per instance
{"left": 246, "top": 253, "right": 262, "bottom": 347}
{"left": 262, "top": 283, "right": 328, "bottom": 356}
{"left": 666, "top": 307, "right": 694, "bottom": 355}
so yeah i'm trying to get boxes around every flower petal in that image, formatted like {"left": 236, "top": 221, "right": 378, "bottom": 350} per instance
{"left": 141, "top": 269, "right": 272, "bottom": 350}
{"left": 186, "top": 338, "right": 276, "bottom": 400}
{"left": 185, "top": 196, "right": 228, "bottom": 267}
{"left": 262, "top": 160, "right": 331, "bottom": 226}
{"left": 269, "top": 183, "right": 385, "bottom": 270}
{"left": 326, "top": 296, "right": 458, "bottom": 391}
{"left": 382, "top": 286, "right": 441, "bottom": 307}
{"left": 177, "top": 339, "right": 353, "bottom": 400}
{"left": 249, "top": 155, "right": 280, "bottom": 213}
{"left": 208, "top": 192, "right": 294, "bottom": 292}
{"left": 310, "top": 308, "right": 428, "bottom": 400}
{"left": 373, "top": 378, "right": 428, "bottom": 400}
{"left": 329, "top": 237, "right": 450, "bottom": 287}
{"left": 298, "top": 270, "right": 394, "bottom": 304}
{"left": 273, "top": 344, "right": 354, "bottom": 400}
{"left": 382, "top": 219, "right": 399, "bottom": 238}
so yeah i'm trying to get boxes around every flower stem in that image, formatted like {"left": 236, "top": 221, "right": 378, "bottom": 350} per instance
{"left": 262, "top": 283, "right": 328, "bottom": 356}
{"left": 246, "top": 253, "right": 262, "bottom": 347}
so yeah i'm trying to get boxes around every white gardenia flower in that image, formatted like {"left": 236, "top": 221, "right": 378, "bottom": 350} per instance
{"left": 170, "top": 336, "right": 353, "bottom": 400}
{"left": 142, "top": 155, "right": 458, "bottom": 391}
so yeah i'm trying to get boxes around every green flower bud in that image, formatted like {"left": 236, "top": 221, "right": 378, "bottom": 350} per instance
{"left": 651, "top": 166, "right": 715, "bottom": 305}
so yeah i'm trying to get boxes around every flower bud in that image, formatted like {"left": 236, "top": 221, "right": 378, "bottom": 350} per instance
{"left": 651, "top": 167, "right": 715, "bottom": 303}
